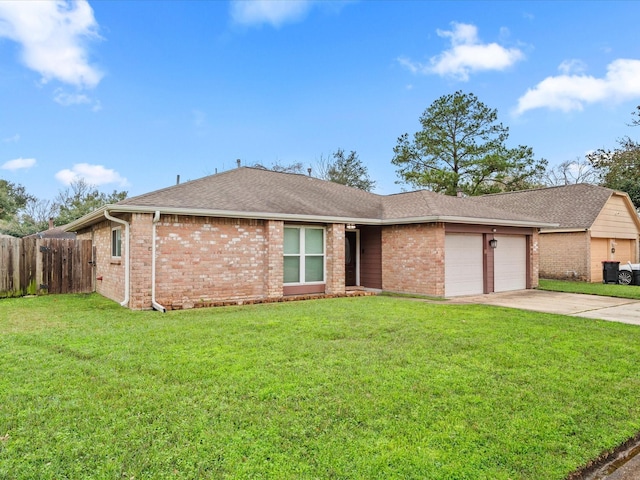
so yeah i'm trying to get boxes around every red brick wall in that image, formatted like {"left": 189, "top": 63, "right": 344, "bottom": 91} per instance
{"left": 78, "top": 218, "right": 128, "bottom": 305}
{"left": 381, "top": 223, "right": 445, "bottom": 296}
{"left": 154, "top": 215, "right": 269, "bottom": 309}
{"left": 539, "top": 231, "right": 589, "bottom": 281}
{"left": 265, "top": 220, "right": 284, "bottom": 298}
{"left": 325, "top": 223, "right": 345, "bottom": 295}
{"left": 129, "top": 213, "right": 154, "bottom": 310}
{"left": 529, "top": 230, "right": 540, "bottom": 288}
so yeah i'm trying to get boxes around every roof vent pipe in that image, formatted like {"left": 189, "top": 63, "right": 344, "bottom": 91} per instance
{"left": 236, "top": 158, "right": 241, "bottom": 168}
{"left": 176, "top": 175, "right": 180, "bottom": 185}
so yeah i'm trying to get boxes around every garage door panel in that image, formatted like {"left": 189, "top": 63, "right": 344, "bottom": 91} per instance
{"left": 445, "top": 234, "right": 483, "bottom": 297}
{"left": 494, "top": 235, "right": 526, "bottom": 292}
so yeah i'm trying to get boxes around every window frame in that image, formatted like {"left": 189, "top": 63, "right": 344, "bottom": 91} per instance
{"left": 111, "top": 227, "right": 122, "bottom": 258}
{"left": 283, "top": 226, "right": 326, "bottom": 285}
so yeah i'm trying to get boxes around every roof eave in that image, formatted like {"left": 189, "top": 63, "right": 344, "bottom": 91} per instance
{"left": 64, "top": 206, "right": 558, "bottom": 231}
{"left": 382, "top": 215, "right": 557, "bottom": 228}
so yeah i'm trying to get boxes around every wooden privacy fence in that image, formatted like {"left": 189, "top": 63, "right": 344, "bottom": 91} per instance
{"left": 0, "top": 237, "right": 93, "bottom": 297}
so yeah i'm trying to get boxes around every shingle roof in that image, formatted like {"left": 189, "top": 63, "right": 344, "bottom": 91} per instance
{"left": 115, "top": 167, "right": 548, "bottom": 225}
{"left": 474, "top": 183, "right": 615, "bottom": 229}
{"left": 118, "top": 167, "right": 384, "bottom": 219}
{"left": 382, "top": 189, "right": 547, "bottom": 223}
{"left": 66, "top": 167, "right": 556, "bottom": 230}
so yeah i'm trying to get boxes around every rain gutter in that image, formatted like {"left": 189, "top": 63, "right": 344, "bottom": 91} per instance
{"left": 104, "top": 210, "right": 130, "bottom": 307}
{"left": 151, "top": 211, "right": 166, "bottom": 313}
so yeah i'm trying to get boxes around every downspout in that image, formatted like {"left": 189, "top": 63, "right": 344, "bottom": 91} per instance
{"left": 104, "top": 210, "right": 130, "bottom": 307}
{"left": 151, "top": 210, "right": 167, "bottom": 312}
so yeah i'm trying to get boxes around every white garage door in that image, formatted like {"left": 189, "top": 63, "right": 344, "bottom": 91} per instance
{"left": 494, "top": 235, "right": 526, "bottom": 292}
{"left": 445, "top": 234, "right": 484, "bottom": 297}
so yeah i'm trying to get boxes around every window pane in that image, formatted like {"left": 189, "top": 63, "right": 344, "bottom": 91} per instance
{"left": 112, "top": 229, "right": 121, "bottom": 257}
{"left": 305, "top": 229, "right": 323, "bottom": 254}
{"left": 305, "top": 256, "right": 323, "bottom": 282}
{"left": 284, "top": 257, "right": 300, "bottom": 283}
{"left": 284, "top": 228, "right": 300, "bottom": 254}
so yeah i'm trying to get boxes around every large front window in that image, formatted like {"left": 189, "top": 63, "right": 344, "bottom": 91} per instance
{"left": 284, "top": 227, "right": 325, "bottom": 284}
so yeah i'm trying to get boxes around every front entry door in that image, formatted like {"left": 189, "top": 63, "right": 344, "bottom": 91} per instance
{"left": 345, "top": 231, "right": 357, "bottom": 286}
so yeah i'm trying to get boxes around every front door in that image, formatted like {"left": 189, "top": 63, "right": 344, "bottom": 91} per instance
{"left": 345, "top": 231, "right": 357, "bottom": 286}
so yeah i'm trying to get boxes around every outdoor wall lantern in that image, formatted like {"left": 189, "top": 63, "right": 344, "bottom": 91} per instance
{"left": 489, "top": 238, "right": 498, "bottom": 249}
{"left": 346, "top": 224, "right": 357, "bottom": 230}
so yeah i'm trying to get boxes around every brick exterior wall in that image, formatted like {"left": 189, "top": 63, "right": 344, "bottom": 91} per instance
{"left": 77, "top": 218, "right": 127, "bottom": 305}
{"left": 529, "top": 230, "right": 540, "bottom": 288}
{"left": 265, "top": 220, "right": 284, "bottom": 298}
{"left": 325, "top": 223, "right": 345, "bottom": 295}
{"left": 539, "top": 232, "right": 589, "bottom": 281}
{"left": 154, "top": 215, "right": 269, "bottom": 309}
{"left": 82, "top": 214, "right": 350, "bottom": 310}
{"left": 129, "top": 213, "right": 154, "bottom": 310}
{"left": 381, "top": 223, "right": 446, "bottom": 296}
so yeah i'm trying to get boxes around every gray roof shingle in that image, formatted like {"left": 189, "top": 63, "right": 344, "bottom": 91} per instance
{"left": 116, "top": 167, "right": 548, "bottom": 225}
{"left": 66, "top": 167, "right": 557, "bottom": 231}
{"left": 474, "top": 183, "right": 615, "bottom": 229}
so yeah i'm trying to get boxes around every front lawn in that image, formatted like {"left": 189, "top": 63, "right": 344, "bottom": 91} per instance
{"left": 2, "top": 294, "right": 640, "bottom": 479}
{"left": 539, "top": 278, "right": 640, "bottom": 300}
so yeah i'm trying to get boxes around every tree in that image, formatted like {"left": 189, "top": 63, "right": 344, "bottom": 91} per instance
{"left": 55, "top": 179, "right": 128, "bottom": 226}
{"left": 587, "top": 107, "right": 640, "bottom": 209}
{"left": 392, "top": 91, "right": 547, "bottom": 196}
{"left": 544, "top": 158, "right": 597, "bottom": 186}
{"left": 0, "top": 198, "right": 57, "bottom": 237}
{"left": 317, "top": 149, "right": 376, "bottom": 191}
{"left": 0, "top": 179, "right": 33, "bottom": 221}
{"left": 252, "top": 161, "right": 308, "bottom": 174}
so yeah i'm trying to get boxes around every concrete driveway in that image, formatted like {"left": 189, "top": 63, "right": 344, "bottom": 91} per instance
{"left": 449, "top": 289, "right": 640, "bottom": 326}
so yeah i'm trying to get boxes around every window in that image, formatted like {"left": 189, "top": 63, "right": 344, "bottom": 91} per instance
{"left": 111, "top": 227, "right": 122, "bottom": 258}
{"left": 284, "top": 227, "right": 325, "bottom": 284}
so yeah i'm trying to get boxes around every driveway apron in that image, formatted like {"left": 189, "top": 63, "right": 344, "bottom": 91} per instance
{"left": 449, "top": 289, "right": 640, "bottom": 326}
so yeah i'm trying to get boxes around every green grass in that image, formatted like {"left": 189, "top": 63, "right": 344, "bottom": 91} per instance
{"left": 2, "top": 294, "right": 640, "bottom": 479}
{"left": 539, "top": 278, "right": 640, "bottom": 299}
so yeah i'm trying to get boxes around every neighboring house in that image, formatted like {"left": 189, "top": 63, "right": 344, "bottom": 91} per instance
{"left": 65, "top": 167, "right": 554, "bottom": 310}
{"left": 475, "top": 184, "right": 640, "bottom": 283}
{"left": 25, "top": 220, "right": 76, "bottom": 240}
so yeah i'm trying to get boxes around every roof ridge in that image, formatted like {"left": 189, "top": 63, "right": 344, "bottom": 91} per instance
{"left": 479, "top": 183, "right": 613, "bottom": 198}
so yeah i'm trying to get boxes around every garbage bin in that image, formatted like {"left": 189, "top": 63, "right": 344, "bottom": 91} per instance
{"left": 633, "top": 270, "right": 640, "bottom": 286}
{"left": 602, "top": 261, "right": 620, "bottom": 284}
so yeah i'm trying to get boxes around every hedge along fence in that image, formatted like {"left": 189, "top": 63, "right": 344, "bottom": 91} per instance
{"left": 0, "top": 237, "right": 93, "bottom": 298}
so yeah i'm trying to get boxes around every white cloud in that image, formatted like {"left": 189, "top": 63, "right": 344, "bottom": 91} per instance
{"left": 515, "top": 59, "right": 640, "bottom": 115}
{"left": 2, "top": 134, "right": 20, "bottom": 143}
{"left": 558, "top": 59, "right": 587, "bottom": 75}
{"left": 55, "top": 163, "right": 129, "bottom": 187}
{"left": 230, "top": 0, "right": 313, "bottom": 27}
{"left": 1, "top": 157, "right": 36, "bottom": 171}
{"left": 398, "top": 22, "right": 524, "bottom": 81}
{"left": 53, "top": 88, "right": 102, "bottom": 110}
{"left": 0, "top": 0, "right": 103, "bottom": 89}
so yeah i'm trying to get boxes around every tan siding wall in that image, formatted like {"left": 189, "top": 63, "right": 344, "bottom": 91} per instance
{"left": 591, "top": 195, "right": 640, "bottom": 239}
{"left": 539, "top": 232, "right": 590, "bottom": 281}
{"left": 381, "top": 223, "right": 445, "bottom": 296}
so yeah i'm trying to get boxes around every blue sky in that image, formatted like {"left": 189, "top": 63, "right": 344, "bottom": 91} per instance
{"left": 1, "top": 0, "right": 640, "bottom": 201}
